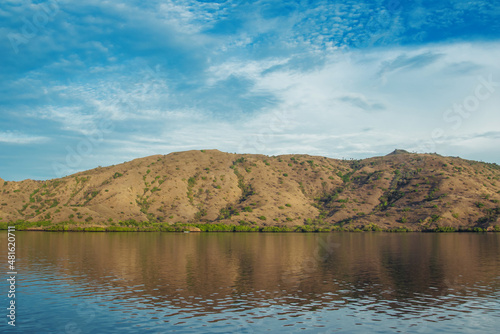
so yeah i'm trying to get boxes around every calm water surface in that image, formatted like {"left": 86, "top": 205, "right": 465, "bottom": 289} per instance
{"left": 1, "top": 232, "right": 499, "bottom": 333}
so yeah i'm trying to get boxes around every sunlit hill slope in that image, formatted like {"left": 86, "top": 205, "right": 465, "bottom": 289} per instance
{"left": 1, "top": 150, "right": 499, "bottom": 231}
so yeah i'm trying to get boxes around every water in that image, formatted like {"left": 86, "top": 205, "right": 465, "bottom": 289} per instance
{"left": 1, "top": 232, "right": 499, "bottom": 333}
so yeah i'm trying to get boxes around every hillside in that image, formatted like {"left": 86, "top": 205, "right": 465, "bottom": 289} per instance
{"left": 1, "top": 150, "right": 500, "bottom": 231}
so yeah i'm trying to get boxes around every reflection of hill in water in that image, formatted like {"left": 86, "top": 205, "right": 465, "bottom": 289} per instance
{"left": 19, "top": 232, "right": 500, "bottom": 316}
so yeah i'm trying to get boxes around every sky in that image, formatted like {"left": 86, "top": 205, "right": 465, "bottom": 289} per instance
{"left": 0, "top": 0, "right": 499, "bottom": 181}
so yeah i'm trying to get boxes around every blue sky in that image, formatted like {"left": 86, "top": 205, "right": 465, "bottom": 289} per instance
{"left": 1, "top": 0, "right": 499, "bottom": 181}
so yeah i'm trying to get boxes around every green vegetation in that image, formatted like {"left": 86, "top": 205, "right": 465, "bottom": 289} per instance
{"left": 0, "top": 219, "right": 498, "bottom": 233}
{"left": 386, "top": 227, "right": 413, "bottom": 232}
{"left": 218, "top": 206, "right": 239, "bottom": 219}
{"left": 230, "top": 163, "right": 255, "bottom": 203}
{"left": 363, "top": 223, "right": 382, "bottom": 231}
{"left": 187, "top": 177, "right": 196, "bottom": 187}
{"left": 194, "top": 208, "right": 207, "bottom": 220}
{"left": 423, "top": 226, "right": 487, "bottom": 232}
{"left": 0, "top": 220, "right": 52, "bottom": 230}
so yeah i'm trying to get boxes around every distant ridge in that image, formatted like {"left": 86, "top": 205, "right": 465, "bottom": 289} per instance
{"left": 1, "top": 150, "right": 499, "bottom": 230}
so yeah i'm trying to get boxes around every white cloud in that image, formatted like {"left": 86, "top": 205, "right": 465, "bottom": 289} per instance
{"left": 20, "top": 41, "right": 500, "bottom": 166}
{"left": 55, "top": 41, "right": 495, "bottom": 166}
{"left": 206, "top": 58, "right": 290, "bottom": 86}
{"left": 28, "top": 60, "right": 171, "bottom": 134}
{"left": 34, "top": 106, "right": 97, "bottom": 135}
{"left": 157, "top": 0, "right": 232, "bottom": 34}
{"left": 0, "top": 131, "right": 49, "bottom": 144}
{"left": 201, "top": 42, "right": 500, "bottom": 159}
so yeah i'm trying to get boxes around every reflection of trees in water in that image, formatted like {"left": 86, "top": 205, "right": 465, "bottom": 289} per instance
{"left": 17, "top": 232, "right": 500, "bottom": 315}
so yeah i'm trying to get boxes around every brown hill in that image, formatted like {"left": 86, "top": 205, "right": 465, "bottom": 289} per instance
{"left": 1, "top": 150, "right": 499, "bottom": 230}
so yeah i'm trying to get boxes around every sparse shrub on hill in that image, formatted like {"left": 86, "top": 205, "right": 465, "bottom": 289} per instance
{"left": 218, "top": 206, "right": 239, "bottom": 220}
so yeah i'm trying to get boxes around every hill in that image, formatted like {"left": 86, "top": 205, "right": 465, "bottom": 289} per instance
{"left": 1, "top": 150, "right": 500, "bottom": 231}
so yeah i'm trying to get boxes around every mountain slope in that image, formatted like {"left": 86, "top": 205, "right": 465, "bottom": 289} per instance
{"left": 1, "top": 150, "right": 499, "bottom": 230}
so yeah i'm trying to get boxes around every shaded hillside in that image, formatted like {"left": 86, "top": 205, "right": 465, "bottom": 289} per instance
{"left": 1, "top": 150, "right": 500, "bottom": 230}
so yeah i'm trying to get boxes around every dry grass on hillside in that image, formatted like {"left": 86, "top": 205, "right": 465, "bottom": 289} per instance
{"left": 1, "top": 150, "right": 499, "bottom": 230}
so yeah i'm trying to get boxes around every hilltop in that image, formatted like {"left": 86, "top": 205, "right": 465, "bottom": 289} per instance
{"left": 1, "top": 150, "right": 499, "bottom": 231}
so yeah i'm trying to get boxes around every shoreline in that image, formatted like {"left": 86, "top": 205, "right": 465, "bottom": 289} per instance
{"left": 1, "top": 221, "right": 498, "bottom": 233}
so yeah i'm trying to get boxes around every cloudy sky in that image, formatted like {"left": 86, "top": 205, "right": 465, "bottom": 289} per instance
{"left": 1, "top": 0, "right": 499, "bottom": 181}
